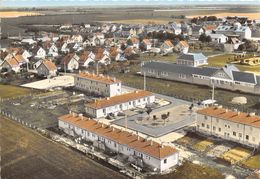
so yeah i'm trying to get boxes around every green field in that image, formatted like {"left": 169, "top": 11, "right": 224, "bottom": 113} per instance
{"left": 0, "top": 84, "right": 32, "bottom": 98}
{"left": 207, "top": 54, "right": 260, "bottom": 74}
{"left": 241, "top": 154, "right": 260, "bottom": 170}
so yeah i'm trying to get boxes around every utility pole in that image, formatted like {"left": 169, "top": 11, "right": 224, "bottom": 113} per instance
{"left": 144, "top": 71, "right": 146, "bottom": 91}
{"left": 125, "top": 115, "right": 127, "bottom": 129}
{"left": 64, "top": 61, "right": 66, "bottom": 74}
{"left": 96, "top": 62, "right": 99, "bottom": 75}
{"left": 212, "top": 83, "right": 215, "bottom": 102}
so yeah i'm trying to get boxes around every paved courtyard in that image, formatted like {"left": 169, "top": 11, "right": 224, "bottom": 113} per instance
{"left": 112, "top": 87, "right": 197, "bottom": 137}
{"left": 21, "top": 75, "right": 75, "bottom": 90}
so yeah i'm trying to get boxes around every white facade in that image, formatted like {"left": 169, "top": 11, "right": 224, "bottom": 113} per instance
{"left": 35, "top": 47, "right": 46, "bottom": 59}
{"left": 74, "top": 74, "right": 121, "bottom": 97}
{"left": 58, "top": 114, "right": 178, "bottom": 172}
{"left": 209, "top": 34, "right": 228, "bottom": 44}
{"left": 196, "top": 107, "right": 260, "bottom": 147}
{"left": 86, "top": 92, "right": 155, "bottom": 118}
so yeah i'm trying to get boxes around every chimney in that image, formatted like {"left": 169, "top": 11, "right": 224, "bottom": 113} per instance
{"left": 150, "top": 140, "right": 153, "bottom": 146}
{"left": 135, "top": 90, "right": 138, "bottom": 93}
{"left": 237, "top": 111, "right": 241, "bottom": 115}
{"left": 137, "top": 135, "right": 140, "bottom": 141}
{"left": 112, "top": 127, "right": 115, "bottom": 132}
{"left": 72, "top": 112, "right": 77, "bottom": 117}
{"left": 106, "top": 97, "right": 110, "bottom": 100}
{"left": 225, "top": 109, "right": 228, "bottom": 113}
{"left": 69, "top": 110, "right": 72, "bottom": 114}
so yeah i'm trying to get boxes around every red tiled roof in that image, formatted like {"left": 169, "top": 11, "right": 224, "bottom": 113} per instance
{"left": 76, "top": 73, "right": 121, "bottom": 85}
{"left": 58, "top": 114, "right": 178, "bottom": 159}
{"left": 86, "top": 90, "right": 153, "bottom": 109}
{"left": 42, "top": 60, "right": 57, "bottom": 71}
{"left": 197, "top": 107, "right": 260, "bottom": 128}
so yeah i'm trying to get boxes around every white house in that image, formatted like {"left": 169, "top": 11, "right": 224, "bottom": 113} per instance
{"left": 209, "top": 34, "right": 228, "bottom": 44}
{"left": 58, "top": 113, "right": 179, "bottom": 173}
{"left": 176, "top": 53, "right": 208, "bottom": 67}
{"left": 75, "top": 73, "right": 121, "bottom": 97}
{"left": 61, "top": 53, "right": 80, "bottom": 71}
{"left": 215, "top": 25, "right": 252, "bottom": 40}
{"left": 32, "top": 47, "right": 46, "bottom": 59}
{"left": 174, "top": 41, "right": 189, "bottom": 54}
{"left": 85, "top": 90, "right": 155, "bottom": 118}
{"left": 160, "top": 40, "right": 174, "bottom": 54}
{"left": 36, "top": 60, "right": 57, "bottom": 77}
{"left": 48, "top": 44, "right": 59, "bottom": 57}
{"left": 196, "top": 106, "right": 260, "bottom": 148}
{"left": 1, "top": 57, "right": 21, "bottom": 72}
{"left": 79, "top": 51, "right": 95, "bottom": 68}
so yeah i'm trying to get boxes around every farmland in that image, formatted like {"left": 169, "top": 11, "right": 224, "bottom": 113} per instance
{"left": 187, "top": 12, "right": 260, "bottom": 19}
{"left": 0, "top": 11, "right": 43, "bottom": 18}
{"left": 0, "top": 117, "right": 127, "bottom": 179}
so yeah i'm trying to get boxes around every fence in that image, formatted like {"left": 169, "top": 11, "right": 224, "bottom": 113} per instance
{"left": 0, "top": 109, "right": 38, "bottom": 130}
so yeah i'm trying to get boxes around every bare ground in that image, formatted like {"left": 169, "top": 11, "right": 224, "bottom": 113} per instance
{"left": 0, "top": 117, "right": 127, "bottom": 179}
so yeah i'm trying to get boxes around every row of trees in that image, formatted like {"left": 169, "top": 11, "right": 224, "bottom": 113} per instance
{"left": 191, "top": 16, "right": 219, "bottom": 24}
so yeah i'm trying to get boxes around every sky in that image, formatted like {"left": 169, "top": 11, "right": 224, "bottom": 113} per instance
{"left": 1, "top": 0, "right": 260, "bottom": 8}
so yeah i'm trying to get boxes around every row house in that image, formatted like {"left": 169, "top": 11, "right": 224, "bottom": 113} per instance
{"left": 215, "top": 24, "right": 252, "bottom": 40}
{"left": 141, "top": 61, "right": 260, "bottom": 95}
{"left": 58, "top": 113, "right": 179, "bottom": 172}
{"left": 85, "top": 90, "right": 155, "bottom": 118}
{"left": 74, "top": 72, "right": 121, "bottom": 97}
{"left": 196, "top": 106, "right": 260, "bottom": 148}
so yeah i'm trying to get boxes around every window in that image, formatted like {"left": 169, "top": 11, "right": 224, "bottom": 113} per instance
{"left": 213, "top": 126, "right": 216, "bottom": 131}
{"left": 239, "top": 133, "right": 242, "bottom": 137}
{"left": 204, "top": 116, "right": 208, "bottom": 120}
{"left": 114, "top": 143, "right": 117, "bottom": 148}
{"left": 202, "top": 123, "right": 205, "bottom": 127}
{"left": 164, "top": 159, "right": 167, "bottom": 164}
{"left": 219, "top": 128, "right": 221, "bottom": 132}
{"left": 246, "top": 135, "right": 249, "bottom": 140}
{"left": 233, "top": 132, "right": 236, "bottom": 136}
{"left": 207, "top": 125, "right": 210, "bottom": 129}
{"left": 237, "top": 124, "right": 239, "bottom": 128}
{"left": 253, "top": 137, "right": 255, "bottom": 142}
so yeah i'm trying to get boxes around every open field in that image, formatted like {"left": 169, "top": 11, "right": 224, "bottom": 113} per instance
{"left": 150, "top": 161, "right": 224, "bottom": 179}
{"left": 0, "top": 11, "right": 43, "bottom": 18}
{"left": 187, "top": 12, "right": 260, "bottom": 19}
{"left": 0, "top": 117, "right": 127, "bottom": 179}
{"left": 0, "top": 84, "right": 34, "bottom": 99}
{"left": 241, "top": 153, "right": 260, "bottom": 170}
{"left": 100, "top": 19, "right": 171, "bottom": 24}
{"left": 207, "top": 54, "right": 260, "bottom": 74}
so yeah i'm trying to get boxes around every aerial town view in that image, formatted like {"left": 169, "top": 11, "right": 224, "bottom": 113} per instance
{"left": 0, "top": 0, "right": 260, "bottom": 179}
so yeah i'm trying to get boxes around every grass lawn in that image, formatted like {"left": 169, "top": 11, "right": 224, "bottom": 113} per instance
{"left": 0, "top": 84, "right": 33, "bottom": 99}
{"left": 207, "top": 54, "right": 260, "bottom": 74}
{"left": 150, "top": 161, "right": 224, "bottom": 179}
{"left": 100, "top": 18, "right": 171, "bottom": 25}
{"left": 193, "top": 140, "right": 214, "bottom": 152}
{"left": 140, "top": 53, "right": 178, "bottom": 63}
{"left": 241, "top": 153, "right": 260, "bottom": 170}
